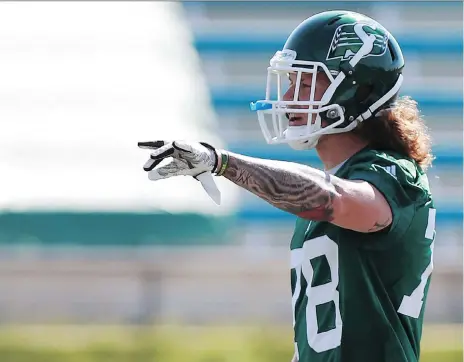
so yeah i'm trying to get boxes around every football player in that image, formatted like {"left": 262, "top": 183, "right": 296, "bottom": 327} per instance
{"left": 139, "top": 10, "right": 435, "bottom": 362}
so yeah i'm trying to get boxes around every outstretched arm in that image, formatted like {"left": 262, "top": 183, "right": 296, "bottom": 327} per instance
{"left": 221, "top": 152, "right": 392, "bottom": 233}
{"left": 137, "top": 140, "right": 392, "bottom": 234}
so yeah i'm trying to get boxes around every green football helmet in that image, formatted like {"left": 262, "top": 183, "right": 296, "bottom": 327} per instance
{"left": 250, "top": 10, "right": 405, "bottom": 150}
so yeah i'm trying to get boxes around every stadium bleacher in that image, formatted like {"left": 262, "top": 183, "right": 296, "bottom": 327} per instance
{"left": 181, "top": 1, "right": 463, "bottom": 245}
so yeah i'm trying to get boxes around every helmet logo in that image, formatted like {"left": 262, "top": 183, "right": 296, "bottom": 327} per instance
{"left": 326, "top": 22, "right": 389, "bottom": 61}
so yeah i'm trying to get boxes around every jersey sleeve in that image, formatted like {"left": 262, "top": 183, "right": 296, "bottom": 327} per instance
{"left": 344, "top": 153, "right": 417, "bottom": 238}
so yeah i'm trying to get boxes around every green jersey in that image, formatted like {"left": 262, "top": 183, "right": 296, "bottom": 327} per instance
{"left": 291, "top": 148, "right": 435, "bottom": 362}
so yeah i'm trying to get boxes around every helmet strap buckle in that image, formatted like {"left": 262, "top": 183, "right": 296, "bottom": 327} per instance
{"left": 339, "top": 62, "right": 355, "bottom": 78}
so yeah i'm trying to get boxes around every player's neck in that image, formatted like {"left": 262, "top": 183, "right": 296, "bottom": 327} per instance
{"left": 316, "top": 133, "right": 369, "bottom": 171}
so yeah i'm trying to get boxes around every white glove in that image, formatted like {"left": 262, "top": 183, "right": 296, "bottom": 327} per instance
{"left": 138, "top": 140, "right": 222, "bottom": 205}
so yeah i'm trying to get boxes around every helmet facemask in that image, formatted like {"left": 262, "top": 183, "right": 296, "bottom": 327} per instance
{"left": 251, "top": 50, "right": 352, "bottom": 150}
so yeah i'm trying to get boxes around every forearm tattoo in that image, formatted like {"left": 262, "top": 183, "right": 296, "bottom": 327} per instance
{"left": 223, "top": 153, "right": 341, "bottom": 221}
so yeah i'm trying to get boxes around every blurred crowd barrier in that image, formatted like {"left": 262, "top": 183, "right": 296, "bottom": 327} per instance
{"left": 0, "top": 244, "right": 461, "bottom": 325}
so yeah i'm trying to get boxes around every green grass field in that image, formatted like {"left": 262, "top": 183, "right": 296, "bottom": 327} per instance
{"left": 0, "top": 324, "right": 460, "bottom": 362}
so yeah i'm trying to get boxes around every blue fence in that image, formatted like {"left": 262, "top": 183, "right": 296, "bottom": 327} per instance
{"left": 193, "top": 34, "right": 463, "bottom": 56}
{"left": 227, "top": 145, "right": 463, "bottom": 168}
{"left": 210, "top": 88, "right": 463, "bottom": 116}
{"left": 237, "top": 205, "right": 462, "bottom": 226}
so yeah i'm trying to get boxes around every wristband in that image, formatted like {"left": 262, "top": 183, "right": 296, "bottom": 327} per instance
{"left": 216, "top": 151, "right": 229, "bottom": 176}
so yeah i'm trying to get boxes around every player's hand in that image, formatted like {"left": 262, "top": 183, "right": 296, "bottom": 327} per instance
{"left": 137, "top": 140, "right": 222, "bottom": 205}
{"left": 137, "top": 140, "right": 219, "bottom": 180}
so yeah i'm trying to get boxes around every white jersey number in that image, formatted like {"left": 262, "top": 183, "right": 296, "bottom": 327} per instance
{"left": 398, "top": 208, "right": 436, "bottom": 318}
{"left": 291, "top": 235, "right": 342, "bottom": 353}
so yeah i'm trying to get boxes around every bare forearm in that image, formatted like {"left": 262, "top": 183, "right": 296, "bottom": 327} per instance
{"left": 222, "top": 152, "right": 342, "bottom": 221}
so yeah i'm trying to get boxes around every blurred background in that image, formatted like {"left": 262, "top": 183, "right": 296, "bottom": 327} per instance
{"left": 0, "top": 1, "right": 462, "bottom": 361}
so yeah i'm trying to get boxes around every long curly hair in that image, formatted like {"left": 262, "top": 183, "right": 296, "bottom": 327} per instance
{"left": 353, "top": 96, "right": 434, "bottom": 170}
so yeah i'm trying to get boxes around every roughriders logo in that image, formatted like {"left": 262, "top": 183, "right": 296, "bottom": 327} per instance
{"left": 326, "top": 22, "right": 389, "bottom": 61}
